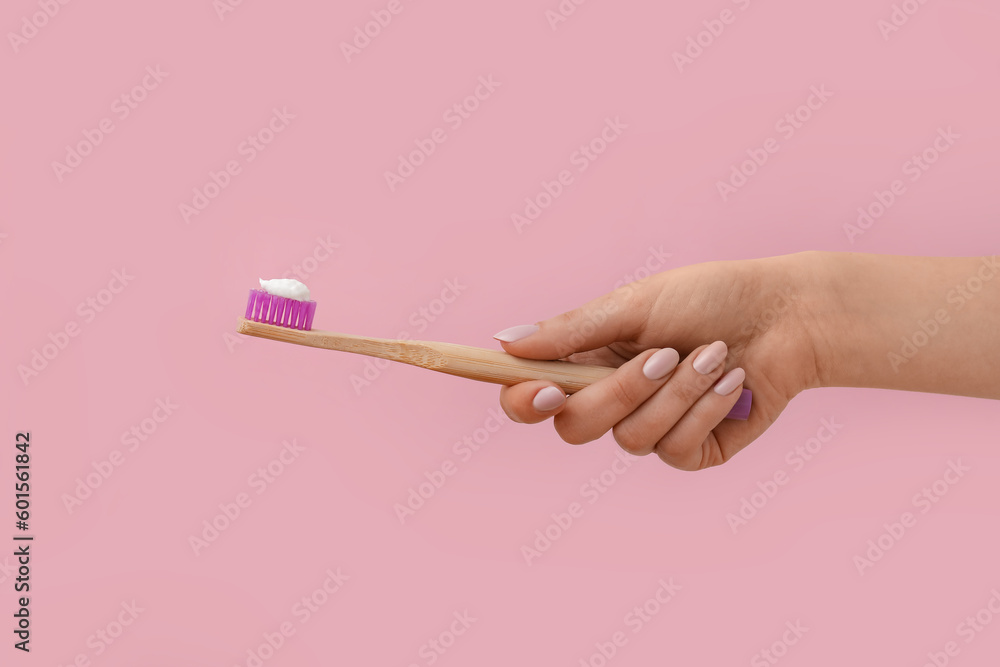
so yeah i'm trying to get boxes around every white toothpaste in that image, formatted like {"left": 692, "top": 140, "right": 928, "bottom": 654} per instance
{"left": 258, "top": 278, "right": 311, "bottom": 301}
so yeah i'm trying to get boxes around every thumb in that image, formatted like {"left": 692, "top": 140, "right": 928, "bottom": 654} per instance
{"left": 493, "top": 283, "right": 652, "bottom": 360}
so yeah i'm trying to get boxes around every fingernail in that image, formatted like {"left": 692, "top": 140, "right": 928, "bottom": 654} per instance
{"left": 494, "top": 324, "right": 539, "bottom": 342}
{"left": 714, "top": 368, "right": 746, "bottom": 395}
{"left": 533, "top": 386, "right": 566, "bottom": 412}
{"left": 643, "top": 348, "right": 680, "bottom": 380}
{"left": 693, "top": 340, "right": 728, "bottom": 374}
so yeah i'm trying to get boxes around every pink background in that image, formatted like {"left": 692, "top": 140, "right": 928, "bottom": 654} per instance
{"left": 3, "top": 0, "right": 1000, "bottom": 664}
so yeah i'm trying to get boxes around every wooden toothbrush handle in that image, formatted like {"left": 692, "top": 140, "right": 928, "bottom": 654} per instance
{"left": 236, "top": 320, "right": 751, "bottom": 419}
{"left": 235, "top": 318, "right": 612, "bottom": 393}
{"left": 408, "top": 341, "right": 614, "bottom": 394}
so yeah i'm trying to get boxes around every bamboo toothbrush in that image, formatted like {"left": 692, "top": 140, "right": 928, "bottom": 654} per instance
{"left": 236, "top": 285, "right": 752, "bottom": 419}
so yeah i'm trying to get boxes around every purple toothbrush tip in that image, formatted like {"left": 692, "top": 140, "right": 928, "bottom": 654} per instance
{"left": 244, "top": 289, "right": 317, "bottom": 331}
{"left": 726, "top": 388, "right": 752, "bottom": 421}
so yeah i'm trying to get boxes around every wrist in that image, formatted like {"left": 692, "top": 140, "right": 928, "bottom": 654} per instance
{"left": 788, "top": 252, "right": 1000, "bottom": 397}
{"left": 784, "top": 251, "right": 882, "bottom": 390}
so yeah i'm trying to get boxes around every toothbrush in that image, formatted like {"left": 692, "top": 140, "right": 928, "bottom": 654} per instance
{"left": 236, "top": 288, "right": 752, "bottom": 420}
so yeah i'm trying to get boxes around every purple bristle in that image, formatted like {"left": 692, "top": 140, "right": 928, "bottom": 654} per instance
{"left": 264, "top": 294, "right": 275, "bottom": 323}
{"left": 254, "top": 292, "right": 268, "bottom": 321}
{"left": 269, "top": 297, "right": 281, "bottom": 325}
{"left": 304, "top": 301, "right": 316, "bottom": 330}
{"left": 244, "top": 289, "right": 317, "bottom": 331}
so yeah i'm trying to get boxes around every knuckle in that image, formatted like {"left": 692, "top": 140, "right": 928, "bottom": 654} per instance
{"left": 617, "top": 279, "right": 653, "bottom": 319}
{"left": 700, "top": 433, "right": 727, "bottom": 468}
{"left": 667, "top": 370, "right": 716, "bottom": 405}
{"left": 702, "top": 448, "right": 726, "bottom": 469}
{"left": 554, "top": 314, "right": 587, "bottom": 356}
{"left": 655, "top": 433, "right": 694, "bottom": 464}
{"left": 609, "top": 374, "right": 640, "bottom": 408}
{"left": 553, "top": 310, "right": 576, "bottom": 329}
{"left": 553, "top": 415, "right": 594, "bottom": 445}
{"left": 619, "top": 281, "right": 648, "bottom": 312}
{"left": 612, "top": 420, "right": 646, "bottom": 455}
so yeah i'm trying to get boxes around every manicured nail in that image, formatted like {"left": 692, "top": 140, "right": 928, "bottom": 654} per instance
{"left": 533, "top": 386, "right": 566, "bottom": 412}
{"left": 693, "top": 340, "right": 728, "bottom": 374}
{"left": 494, "top": 324, "right": 539, "bottom": 342}
{"left": 643, "top": 348, "right": 680, "bottom": 380}
{"left": 714, "top": 367, "right": 746, "bottom": 395}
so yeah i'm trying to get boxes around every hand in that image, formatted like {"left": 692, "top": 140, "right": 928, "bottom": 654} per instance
{"left": 493, "top": 252, "right": 823, "bottom": 470}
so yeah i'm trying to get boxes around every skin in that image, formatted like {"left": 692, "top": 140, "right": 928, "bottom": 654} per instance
{"left": 496, "top": 251, "right": 1000, "bottom": 471}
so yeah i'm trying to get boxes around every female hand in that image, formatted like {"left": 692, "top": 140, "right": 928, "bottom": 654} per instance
{"left": 495, "top": 251, "right": 1000, "bottom": 469}
{"left": 493, "top": 252, "right": 825, "bottom": 470}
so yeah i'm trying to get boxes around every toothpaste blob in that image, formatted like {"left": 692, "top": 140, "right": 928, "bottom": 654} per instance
{"left": 258, "top": 278, "right": 310, "bottom": 301}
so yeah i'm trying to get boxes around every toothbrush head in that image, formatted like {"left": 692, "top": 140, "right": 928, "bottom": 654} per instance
{"left": 244, "top": 289, "right": 317, "bottom": 330}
